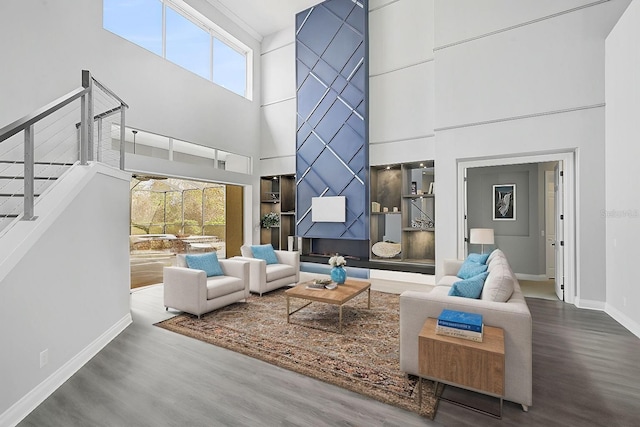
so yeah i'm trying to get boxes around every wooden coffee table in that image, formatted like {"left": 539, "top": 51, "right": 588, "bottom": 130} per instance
{"left": 285, "top": 279, "right": 371, "bottom": 333}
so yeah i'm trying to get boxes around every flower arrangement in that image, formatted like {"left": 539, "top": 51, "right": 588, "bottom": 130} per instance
{"left": 328, "top": 254, "right": 346, "bottom": 267}
{"left": 260, "top": 212, "right": 280, "bottom": 229}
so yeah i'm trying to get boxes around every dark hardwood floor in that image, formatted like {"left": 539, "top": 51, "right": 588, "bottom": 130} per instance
{"left": 19, "top": 286, "right": 640, "bottom": 427}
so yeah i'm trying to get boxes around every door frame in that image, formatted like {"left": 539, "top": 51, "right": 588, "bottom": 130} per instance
{"left": 457, "top": 151, "right": 576, "bottom": 304}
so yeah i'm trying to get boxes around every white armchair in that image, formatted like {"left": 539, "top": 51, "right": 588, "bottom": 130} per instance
{"left": 164, "top": 254, "right": 249, "bottom": 318}
{"left": 234, "top": 245, "right": 300, "bottom": 296}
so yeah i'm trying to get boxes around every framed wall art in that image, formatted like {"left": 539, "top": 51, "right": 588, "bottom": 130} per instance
{"left": 493, "top": 184, "right": 516, "bottom": 220}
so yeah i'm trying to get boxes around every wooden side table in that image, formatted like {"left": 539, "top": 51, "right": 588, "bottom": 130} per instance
{"left": 418, "top": 317, "right": 505, "bottom": 418}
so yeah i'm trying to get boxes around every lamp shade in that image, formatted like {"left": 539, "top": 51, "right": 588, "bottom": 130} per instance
{"left": 470, "top": 228, "right": 495, "bottom": 245}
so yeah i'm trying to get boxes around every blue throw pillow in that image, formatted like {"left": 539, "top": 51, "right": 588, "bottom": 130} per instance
{"left": 457, "top": 258, "right": 488, "bottom": 279}
{"left": 251, "top": 244, "right": 279, "bottom": 265}
{"left": 185, "top": 252, "right": 224, "bottom": 277}
{"left": 467, "top": 252, "right": 490, "bottom": 264}
{"left": 448, "top": 272, "right": 489, "bottom": 299}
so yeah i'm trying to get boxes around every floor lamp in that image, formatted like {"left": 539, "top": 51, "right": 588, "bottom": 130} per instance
{"left": 470, "top": 228, "right": 495, "bottom": 254}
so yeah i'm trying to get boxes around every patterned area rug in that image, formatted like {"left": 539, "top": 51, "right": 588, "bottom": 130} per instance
{"left": 156, "top": 288, "right": 439, "bottom": 419}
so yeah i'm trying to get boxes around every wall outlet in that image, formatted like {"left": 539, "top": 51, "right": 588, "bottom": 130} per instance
{"left": 40, "top": 349, "right": 48, "bottom": 368}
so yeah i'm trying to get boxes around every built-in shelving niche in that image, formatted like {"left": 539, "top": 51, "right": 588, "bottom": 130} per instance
{"left": 370, "top": 161, "right": 435, "bottom": 271}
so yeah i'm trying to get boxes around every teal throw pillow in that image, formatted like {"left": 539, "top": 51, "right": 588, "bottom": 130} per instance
{"left": 185, "top": 252, "right": 224, "bottom": 277}
{"left": 467, "top": 252, "right": 490, "bottom": 264}
{"left": 457, "top": 258, "right": 488, "bottom": 279}
{"left": 251, "top": 244, "right": 279, "bottom": 265}
{"left": 448, "top": 272, "right": 489, "bottom": 299}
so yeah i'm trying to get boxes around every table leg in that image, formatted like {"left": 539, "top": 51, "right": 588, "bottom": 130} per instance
{"left": 367, "top": 287, "right": 371, "bottom": 309}
{"left": 286, "top": 295, "right": 290, "bottom": 323}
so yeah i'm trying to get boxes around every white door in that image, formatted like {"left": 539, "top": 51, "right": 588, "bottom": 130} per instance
{"left": 554, "top": 163, "right": 564, "bottom": 301}
{"left": 545, "top": 170, "right": 556, "bottom": 279}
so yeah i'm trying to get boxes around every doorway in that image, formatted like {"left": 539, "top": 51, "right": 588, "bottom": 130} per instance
{"left": 129, "top": 175, "right": 242, "bottom": 288}
{"left": 458, "top": 152, "right": 574, "bottom": 303}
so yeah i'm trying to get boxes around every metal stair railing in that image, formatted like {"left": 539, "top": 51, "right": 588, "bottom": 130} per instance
{"left": 0, "top": 70, "right": 128, "bottom": 230}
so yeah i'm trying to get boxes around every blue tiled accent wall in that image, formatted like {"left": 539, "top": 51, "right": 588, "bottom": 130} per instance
{"left": 295, "top": 0, "right": 368, "bottom": 240}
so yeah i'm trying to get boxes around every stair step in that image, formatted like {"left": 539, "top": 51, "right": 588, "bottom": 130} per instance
{"left": 0, "top": 176, "right": 58, "bottom": 180}
{"left": 0, "top": 160, "right": 74, "bottom": 166}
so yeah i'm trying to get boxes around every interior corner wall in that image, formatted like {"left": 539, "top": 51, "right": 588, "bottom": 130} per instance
{"left": 605, "top": 0, "right": 640, "bottom": 336}
{"left": 466, "top": 164, "right": 541, "bottom": 275}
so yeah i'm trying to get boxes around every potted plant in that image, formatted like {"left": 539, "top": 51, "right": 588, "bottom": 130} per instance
{"left": 261, "top": 212, "right": 280, "bottom": 229}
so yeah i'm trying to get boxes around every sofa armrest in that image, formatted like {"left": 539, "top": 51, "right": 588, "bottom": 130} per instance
{"left": 218, "top": 259, "right": 248, "bottom": 279}
{"left": 442, "top": 258, "right": 464, "bottom": 277}
{"left": 399, "top": 289, "right": 532, "bottom": 407}
{"left": 232, "top": 256, "right": 267, "bottom": 292}
{"left": 219, "top": 259, "right": 250, "bottom": 297}
{"left": 275, "top": 250, "right": 300, "bottom": 281}
{"left": 163, "top": 266, "right": 207, "bottom": 314}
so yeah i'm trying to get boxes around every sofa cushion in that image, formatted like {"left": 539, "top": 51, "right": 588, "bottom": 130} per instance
{"left": 206, "top": 275, "right": 244, "bottom": 299}
{"left": 266, "top": 263, "right": 295, "bottom": 282}
{"left": 251, "top": 244, "right": 279, "bottom": 265}
{"left": 467, "top": 252, "right": 490, "bottom": 264}
{"left": 185, "top": 252, "right": 224, "bottom": 277}
{"left": 457, "top": 259, "right": 488, "bottom": 279}
{"left": 481, "top": 258, "right": 515, "bottom": 302}
{"left": 448, "top": 272, "right": 489, "bottom": 299}
{"left": 176, "top": 254, "right": 188, "bottom": 268}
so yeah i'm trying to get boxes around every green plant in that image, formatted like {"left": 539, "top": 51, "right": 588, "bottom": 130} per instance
{"left": 261, "top": 212, "right": 280, "bottom": 229}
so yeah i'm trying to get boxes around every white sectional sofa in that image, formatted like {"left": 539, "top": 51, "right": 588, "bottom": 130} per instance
{"left": 399, "top": 249, "right": 533, "bottom": 410}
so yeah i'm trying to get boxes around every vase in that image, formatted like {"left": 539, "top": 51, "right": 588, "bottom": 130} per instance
{"left": 330, "top": 266, "right": 346, "bottom": 284}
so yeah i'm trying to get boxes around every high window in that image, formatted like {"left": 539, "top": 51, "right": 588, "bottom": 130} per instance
{"left": 103, "top": 0, "right": 251, "bottom": 99}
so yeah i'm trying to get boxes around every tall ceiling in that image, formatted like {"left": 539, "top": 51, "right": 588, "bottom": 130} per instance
{"left": 204, "top": 0, "right": 322, "bottom": 40}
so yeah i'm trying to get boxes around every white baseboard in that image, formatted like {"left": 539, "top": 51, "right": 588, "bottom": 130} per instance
{"left": 605, "top": 303, "right": 640, "bottom": 339}
{"left": 369, "top": 269, "right": 435, "bottom": 285}
{"left": 0, "top": 313, "right": 132, "bottom": 427}
{"left": 574, "top": 297, "right": 606, "bottom": 311}
{"left": 515, "top": 273, "right": 549, "bottom": 281}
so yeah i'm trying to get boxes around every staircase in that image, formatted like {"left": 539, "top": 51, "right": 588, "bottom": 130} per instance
{"left": 0, "top": 160, "right": 74, "bottom": 229}
{"left": 0, "top": 70, "right": 128, "bottom": 235}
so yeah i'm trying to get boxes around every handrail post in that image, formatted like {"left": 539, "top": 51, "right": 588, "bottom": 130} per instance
{"left": 87, "top": 76, "right": 94, "bottom": 162}
{"left": 80, "top": 70, "right": 90, "bottom": 165}
{"left": 120, "top": 104, "right": 126, "bottom": 170}
{"left": 96, "top": 117, "right": 103, "bottom": 163}
{"left": 23, "top": 125, "right": 36, "bottom": 221}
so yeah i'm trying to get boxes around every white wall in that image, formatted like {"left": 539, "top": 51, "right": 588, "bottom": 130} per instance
{"left": 605, "top": 0, "right": 640, "bottom": 337}
{"left": 369, "top": 0, "right": 436, "bottom": 165}
{"left": 0, "top": 0, "right": 261, "bottom": 164}
{"left": 260, "top": 30, "right": 298, "bottom": 176}
{"left": 0, "top": 164, "right": 131, "bottom": 425}
{"left": 434, "top": 0, "right": 630, "bottom": 306}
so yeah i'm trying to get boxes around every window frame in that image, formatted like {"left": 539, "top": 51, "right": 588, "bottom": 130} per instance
{"left": 103, "top": 0, "right": 253, "bottom": 100}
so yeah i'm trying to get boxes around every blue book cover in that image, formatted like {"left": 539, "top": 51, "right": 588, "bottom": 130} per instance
{"left": 437, "top": 309, "right": 483, "bottom": 332}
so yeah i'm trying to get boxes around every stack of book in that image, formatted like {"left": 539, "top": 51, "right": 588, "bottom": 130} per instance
{"left": 436, "top": 309, "right": 484, "bottom": 342}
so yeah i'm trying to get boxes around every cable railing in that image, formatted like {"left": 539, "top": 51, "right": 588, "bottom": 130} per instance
{"left": 0, "top": 70, "right": 127, "bottom": 231}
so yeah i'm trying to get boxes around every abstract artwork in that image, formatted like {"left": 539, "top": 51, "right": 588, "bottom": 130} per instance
{"left": 493, "top": 184, "right": 516, "bottom": 220}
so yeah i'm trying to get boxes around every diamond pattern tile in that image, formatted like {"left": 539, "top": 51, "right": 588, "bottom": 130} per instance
{"left": 296, "top": 0, "right": 368, "bottom": 240}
